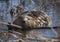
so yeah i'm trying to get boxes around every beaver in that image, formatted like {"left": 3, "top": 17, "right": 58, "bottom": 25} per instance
{"left": 13, "top": 10, "right": 51, "bottom": 28}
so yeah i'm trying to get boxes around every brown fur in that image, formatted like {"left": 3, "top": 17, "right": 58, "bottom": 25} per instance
{"left": 13, "top": 11, "right": 51, "bottom": 28}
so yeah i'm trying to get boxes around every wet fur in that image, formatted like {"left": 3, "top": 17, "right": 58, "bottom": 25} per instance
{"left": 13, "top": 11, "right": 51, "bottom": 28}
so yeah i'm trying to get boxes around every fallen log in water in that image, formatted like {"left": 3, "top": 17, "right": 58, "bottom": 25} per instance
{"left": 0, "top": 21, "right": 22, "bottom": 29}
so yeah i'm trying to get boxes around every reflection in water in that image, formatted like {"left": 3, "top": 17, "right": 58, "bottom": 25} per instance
{"left": 0, "top": 31, "right": 24, "bottom": 42}
{"left": 0, "top": 29, "right": 59, "bottom": 42}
